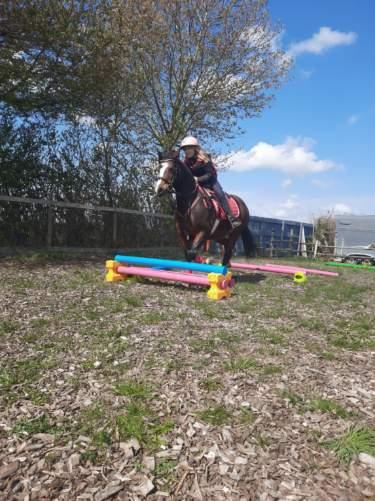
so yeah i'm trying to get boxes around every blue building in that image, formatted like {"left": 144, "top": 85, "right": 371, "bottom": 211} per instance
{"left": 234, "top": 216, "right": 313, "bottom": 256}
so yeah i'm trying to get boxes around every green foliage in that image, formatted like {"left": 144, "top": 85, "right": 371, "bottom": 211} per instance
{"left": 116, "top": 403, "right": 173, "bottom": 450}
{"left": 224, "top": 357, "right": 259, "bottom": 372}
{"left": 199, "top": 377, "right": 223, "bottom": 392}
{"left": 308, "top": 399, "right": 353, "bottom": 419}
{"left": 324, "top": 427, "right": 375, "bottom": 463}
{"left": 13, "top": 414, "right": 57, "bottom": 435}
{"left": 198, "top": 405, "right": 232, "bottom": 426}
{"left": 115, "top": 381, "right": 152, "bottom": 400}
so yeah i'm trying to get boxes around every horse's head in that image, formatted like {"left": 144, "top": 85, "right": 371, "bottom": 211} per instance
{"left": 155, "top": 150, "right": 179, "bottom": 196}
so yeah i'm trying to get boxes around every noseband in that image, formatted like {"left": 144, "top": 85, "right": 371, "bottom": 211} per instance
{"left": 158, "top": 159, "right": 176, "bottom": 191}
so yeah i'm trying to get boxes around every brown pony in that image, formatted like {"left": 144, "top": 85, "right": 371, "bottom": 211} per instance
{"left": 155, "top": 150, "right": 256, "bottom": 266}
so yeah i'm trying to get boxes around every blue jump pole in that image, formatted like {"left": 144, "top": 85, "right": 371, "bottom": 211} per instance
{"left": 114, "top": 255, "right": 227, "bottom": 275}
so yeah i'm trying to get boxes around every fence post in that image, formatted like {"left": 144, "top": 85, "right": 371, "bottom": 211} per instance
{"left": 270, "top": 230, "right": 274, "bottom": 258}
{"left": 47, "top": 203, "right": 53, "bottom": 249}
{"left": 112, "top": 212, "right": 118, "bottom": 248}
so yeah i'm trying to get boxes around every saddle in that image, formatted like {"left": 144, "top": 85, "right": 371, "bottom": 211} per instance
{"left": 198, "top": 186, "right": 240, "bottom": 220}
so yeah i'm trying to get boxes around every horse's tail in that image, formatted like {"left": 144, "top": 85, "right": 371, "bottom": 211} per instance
{"left": 241, "top": 225, "right": 257, "bottom": 258}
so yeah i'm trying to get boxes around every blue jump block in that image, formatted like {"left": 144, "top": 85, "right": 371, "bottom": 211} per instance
{"left": 114, "top": 254, "right": 227, "bottom": 275}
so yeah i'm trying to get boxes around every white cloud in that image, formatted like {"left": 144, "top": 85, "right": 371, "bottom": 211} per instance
{"left": 282, "top": 178, "right": 293, "bottom": 188}
{"left": 281, "top": 195, "right": 300, "bottom": 210}
{"left": 288, "top": 27, "right": 357, "bottom": 57}
{"left": 311, "top": 179, "right": 329, "bottom": 189}
{"left": 347, "top": 114, "right": 360, "bottom": 125}
{"left": 333, "top": 203, "right": 352, "bottom": 214}
{"left": 225, "top": 137, "right": 339, "bottom": 175}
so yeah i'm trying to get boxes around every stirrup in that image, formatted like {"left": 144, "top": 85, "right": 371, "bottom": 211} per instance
{"left": 229, "top": 217, "right": 241, "bottom": 229}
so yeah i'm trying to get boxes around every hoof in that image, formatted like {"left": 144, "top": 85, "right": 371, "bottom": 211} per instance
{"left": 186, "top": 250, "right": 197, "bottom": 261}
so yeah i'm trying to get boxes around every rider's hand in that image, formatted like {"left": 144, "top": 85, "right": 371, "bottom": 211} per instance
{"left": 194, "top": 177, "right": 199, "bottom": 183}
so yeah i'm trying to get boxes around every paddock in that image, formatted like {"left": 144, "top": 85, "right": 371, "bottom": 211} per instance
{"left": 0, "top": 255, "right": 374, "bottom": 499}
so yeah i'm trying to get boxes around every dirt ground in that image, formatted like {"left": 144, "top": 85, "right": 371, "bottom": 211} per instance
{"left": 0, "top": 255, "right": 374, "bottom": 500}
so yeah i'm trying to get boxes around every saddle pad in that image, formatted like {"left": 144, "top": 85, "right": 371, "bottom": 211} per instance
{"left": 200, "top": 187, "right": 240, "bottom": 220}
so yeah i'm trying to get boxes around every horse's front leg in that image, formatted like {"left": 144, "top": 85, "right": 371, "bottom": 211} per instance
{"left": 186, "top": 230, "right": 208, "bottom": 262}
{"left": 175, "top": 218, "right": 191, "bottom": 260}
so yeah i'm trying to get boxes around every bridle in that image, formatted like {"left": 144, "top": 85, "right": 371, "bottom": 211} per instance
{"left": 157, "top": 156, "right": 198, "bottom": 200}
{"left": 158, "top": 159, "right": 175, "bottom": 192}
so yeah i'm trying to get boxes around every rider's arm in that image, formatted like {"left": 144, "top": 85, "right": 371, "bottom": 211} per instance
{"left": 195, "top": 161, "right": 217, "bottom": 183}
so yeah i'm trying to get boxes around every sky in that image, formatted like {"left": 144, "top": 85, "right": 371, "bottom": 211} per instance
{"left": 219, "top": 0, "right": 375, "bottom": 222}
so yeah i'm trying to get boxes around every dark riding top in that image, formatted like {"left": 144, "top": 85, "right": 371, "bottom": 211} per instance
{"left": 184, "top": 156, "right": 217, "bottom": 188}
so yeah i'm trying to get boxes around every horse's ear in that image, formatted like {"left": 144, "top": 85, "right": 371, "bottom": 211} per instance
{"left": 157, "top": 151, "right": 162, "bottom": 161}
{"left": 171, "top": 149, "right": 179, "bottom": 159}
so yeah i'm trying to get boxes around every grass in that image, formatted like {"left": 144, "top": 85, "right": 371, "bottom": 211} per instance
{"left": 154, "top": 459, "right": 177, "bottom": 478}
{"left": 282, "top": 392, "right": 354, "bottom": 419}
{"left": 79, "top": 404, "right": 108, "bottom": 436}
{"left": 328, "top": 316, "right": 375, "bottom": 351}
{"left": 1, "top": 256, "right": 374, "bottom": 495}
{"left": 116, "top": 403, "right": 173, "bottom": 450}
{"left": 214, "top": 330, "right": 242, "bottom": 346}
{"left": 239, "top": 407, "right": 255, "bottom": 424}
{"left": 0, "top": 357, "right": 57, "bottom": 392}
{"left": 198, "top": 405, "right": 232, "bottom": 426}
{"left": 329, "top": 333, "right": 375, "bottom": 351}
{"left": 190, "top": 338, "right": 218, "bottom": 353}
{"left": 24, "top": 386, "right": 50, "bottom": 405}
{"left": 324, "top": 426, "right": 375, "bottom": 463}
{"left": 320, "top": 351, "right": 336, "bottom": 361}
{"left": 0, "top": 320, "right": 20, "bottom": 336}
{"left": 308, "top": 398, "right": 354, "bottom": 419}
{"left": 262, "top": 365, "right": 283, "bottom": 376}
{"left": 259, "top": 332, "right": 286, "bottom": 346}
{"left": 124, "top": 295, "right": 144, "bottom": 307}
{"left": 224, "top": 356, "right": 259, "bottom": 372}
{"left": 115, "top": 381, "right": 152, "bottom": 400}
{"left": 281, "top": 390, "right": 305, "bottom": 407}
{"left": 298, "top": 317, "right": 327, "bottom": 332}
{"left": 92, "top": 430, "right": 112, "bottom": 447}
{"left": 140, "top": 312, "right": 167, "bottom": 325}
{"left": 80, "top": 450, "right": 99, "bottom": 464}
{"left": 13, "top": 414, "right": 58, "bottom": 436}
{"left": 164, "top": 359, "right": 185, "bottom": 373}
{"left": 199, "top": 377, "right": 223, "bottom": 392}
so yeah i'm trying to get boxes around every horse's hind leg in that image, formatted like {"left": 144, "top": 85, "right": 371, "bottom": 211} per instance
{"left": 221, "top": 232, "right": 240, "bottom": 266}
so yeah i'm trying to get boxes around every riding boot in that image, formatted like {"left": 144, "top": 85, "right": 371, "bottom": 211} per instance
{"left": 212, "top": 181, "right": 242, "bottom": 228}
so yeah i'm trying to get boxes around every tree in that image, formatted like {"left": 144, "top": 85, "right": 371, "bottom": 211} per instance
{"left": 126, "top": 0, "right": 291, "bottom": 150}
{"left": 0, "top": 0, "right": 155, "bottom": 118}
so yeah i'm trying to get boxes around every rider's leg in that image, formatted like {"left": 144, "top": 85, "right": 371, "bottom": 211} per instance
{"left": 211, "top": 181, "right": 241, "bottom": 228}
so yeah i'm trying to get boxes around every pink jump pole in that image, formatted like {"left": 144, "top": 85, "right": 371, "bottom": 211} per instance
{"left": 229, "top": 262, "right": 296, "bottom": 276}
{"left": 264, "top": 263, "right": 338, "bottom": 277}
{"left": 117, "top": 266, "right": 231, "bottom": 289}
{"left": 229, "top": 261, "right": 338, "bottom": 277}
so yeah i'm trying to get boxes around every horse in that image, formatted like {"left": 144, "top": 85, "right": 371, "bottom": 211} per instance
{"left": 155, "top": 150, "right": 257, "bottom": 266}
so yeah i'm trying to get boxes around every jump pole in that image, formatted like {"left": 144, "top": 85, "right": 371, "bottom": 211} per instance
{"left": 228, "top": 261, "right": 338, "bottom": 277}
{"left": 105, "top": 261, "right": 233, "bottom": 300}
{"left": 325, "top": 261, "right": 375, "bottom": 271}
{"left": 264, "top": 263, "right": 339, "bottom": 277}
{"left": 114, "top": 254, "right": 227, "bottom": 275}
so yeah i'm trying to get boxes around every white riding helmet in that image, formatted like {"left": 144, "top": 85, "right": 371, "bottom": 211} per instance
{"left": 180, "top": 136, "right": 199, "bottom": 148}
